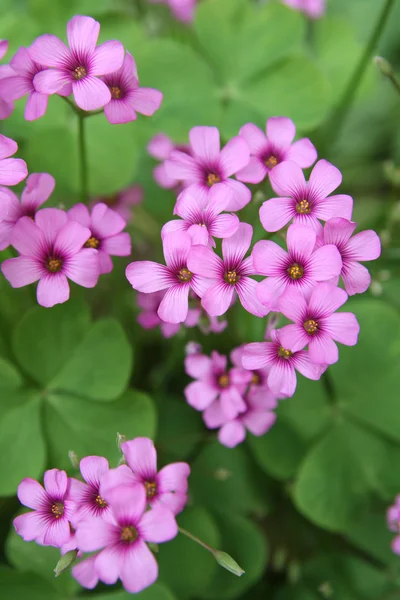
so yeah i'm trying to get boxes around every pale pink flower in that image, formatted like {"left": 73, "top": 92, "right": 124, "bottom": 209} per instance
{"left": 148, "top": 0, "right": 197, "bottom": 23}
{"left": 13, "top": 469, "right": 74, "bottom": 547}
{"left": 0, "top": 172, "right": 55, "bottom": 250}
{"left": 236, "top": 117, "right": 317, "bottom": 184}
{"left": 67, "top": 202, "right": 131, "bottom": 274}
{"left": 188, "top": 223, "right": 268, "bottom": 317}
{"left": 165, "top": 126, "right": 251, "bottom": 211}
{"left": 278, "top": 283, "right": 360, "bottom": 365}
{"left": 136, "top": 290, "right": 201, "bottom": 337}
{"left": 72, "top": 556, "right": 99, "bottom": 590}
{"left": 126, "top": 231, "right": 212, "bottom": 324}
{"left": 321, "top": 218, "right": 381, "bottom": 295}
{"left": 162, "top": 186, "right": 240, "bottom": 246}
{"left": 0, "top": 40, "right": 8, "bottom": 60}
{"left": 75, "top": 484, "right": 178, "bottom": 593}
{"left": 30, "top": 15, "right": 124, "bottom": 111}
{"left": 101, "top": 52, "right": 162, "bottom": 124}
{"left": 253, "top": 224, "right": 342, "bottom": 310}
{"left": 388, "top": 496, "right": 400, "bottom": 555}
{"left": 242, "top": 329, "right": 325, "bottom": 397}
{"left": 69, "top": 456, "right": 112, "bottom": 524}
{"left": 0, "top": 64, "right": 15, "bottom": 120}
{"left": 0, "top": 133, "right": 28, "bottom": 185}
{"left": 148, "top": 133, "right": 191, "bottom": 190}
{"left": 260, "top": 160, "right": 353, "bottom": 233}
{"left": 281, "top": 0, "right": 326, "bottom": 19}
{"left": 91, "top": 184, "right": 143, "bottom": 223}
{"left": 1, "top": 208, "right": 99, "bottom": 307}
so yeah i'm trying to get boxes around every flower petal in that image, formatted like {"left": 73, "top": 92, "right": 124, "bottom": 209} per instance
{"left": 308, "top": 282, "right": 348, "bottom": 318}
{"left": 165, "top": 151, "right": 200, "bottom": 182}
{"left": 221, "top": 178, "right": 251, "bottom": 211}
{"left": 9, "top": 215, "right": 45, "bottom": 256}
{"left": 121, "top": 438, "right": 157, "bottom": 481}
{"left": 219, "top": 136, "right": 250, "bottom": 177}
{"left": 323, "top": 217, "right": 356, "bottom": 246}
{"left": 72, "top": 556, "right": 99, "bottom": 590}
{"left": 101, "top": 232, "right": 131, "bottom": 256}
{"left": 148, "top": 133, "right": 174, "bottom": 160}
{"left": 210, "top": 213, "right": 240, "bottom": 239}
{"left": 37, "top": 273, "right": 70, "bottom": 307}
{"left": 242, "top": 410, "right": 276, "bottom": 436}
{"left": 236, "top": 276, "right": 268, "bottom": 317}
{"left": 309, "top": 159, "right": 342, "bottom": 199}
{"left": 17, "top": 478, "right": 46, "bottom": 510}
{"left": 21, "top": 172, "right": 55, "bottom": 212}
{"left": 201, "top": 282, "right": 234, "bottom": 317}
{"left": 242, "top": 342, "right": 274, "bottom": 370}
{"left": 162, "top": 230, "right": 191, "bottom": 270}
{"left": 54, "top": 221, "right": 91, "bottom": 256}
{"left": 73, "top": 76, "right": 111, "bottom": 111}
{"left": 107, "top": 483, "right": 146, "bottom": 525}
{"left": 341, "top": 261, "right": 371, "bottom": 295}
{"left": 306, "top": 244, "right": 342, "bottom": 280}
{"left": 279, "top": 323, "right": 309, "bottom": 353}
{"left": 268, "top": 361, "right": 297, "bottom": 397}
{"left": 67, "top": 203, "right": 91, "bottom": 227}
{"left": 1, "top": 256, "right": 43, "bottom": 287}
{"left": 222, "top": 222, "right": 252, "bottom": 266}
{"left": 185, "top": 353, "right": 213, "bottom": 379}
{"left": 80, "top": 456, "right": 109, "bottom": 487}
{"left": 309, "top": 334, "right": 339, "bottom": 365}
{"left": 218, "top": 421, "right": 246, "bottom": 448}
{"left": 184, "top": 380, "right": 218, "bottom": 410}
{"left": 314, "top": 194, "right": 353, "bottom": 222}
{"left": 189, "top": 126, "right": 220, "bottom": 161}
{"left": 235, "top": 156, "right": 267, "bottom": 184}
{"left": 35, "top": 208, "right": 68, "bottom": 245}
{"left": 129, "top": 87, "right": 163, "bottom": 116}
{"left": 126, "top": 261, "right": 173, "bottom": 293}
{"left": 287, "top": 224, "right": 316, "bottom": 260}
{"left": 121, "top": 540, "right": 158, "bottom": 594}
{"left": 157, "top": 463, "right": 190, "bottom": 493}
{"left": 104, "top": 98, "right": 137, "bottom": 124}
{"left": 286, "top": 137, "right": 317, "bottom": 168}
{"left": 91, "top": 40, "right": 124, "bottom": 76}
{"left": 13, "top": 512, "right": 44, "bottom": 542}
{"left": 256, "top": 276, "right": 287, "bottom": 310}
{"left": 346, "top": 229, "right": 381, "bottom": 261}
{"left": 252, "top": 239, "right": 287, "bottom": 275}
{"left": 33, "top": 69, "right": 71, "bottom": 94}
{"left": 266, "top": 116, "right": 296, "bottom": 147}
{"left": 278, "top": 287, "right": 308, "bottom": 322}
{"left": 29, "top": 34, "right": 70, "bottom": 68}
{"left": 0, "top": 158, "right": 28, "bottom": 186}
{"left": 323, "top": 312, "right": 360, "bottom": 346}
{"left": 187, "top": 245, "right": 222, "bottom": 278}
{"left": 139, "top": 505, "right": 178, "bottom": 543}
{"left": 91, "top": 202, "right": 126, "bottom": 237}
{"left": 64, "top": 248, "right": 99, "bottom": 288}
{"left": 158, "top": 283, "right": 190, "bottom": 323}
{"left": 76, "top": 517, "right": 118, "bottom": 552}
{"left": 42, "top": 517, "right": 71, "bottom": 547}
{"left": 0, "top": 75, "right": 32, "bottom": 100}
{"left": 239, "top": 122, "right": 267, "bottom": 154}
{"left": 95, "top": 545, "right": 122, "bottom": 585}
{"left": 259, "top": 197, "right": 295, "bottom": 232}
{"left": 67, "top": 15, "right": 100, "bottom": 55}
{"left": 269, "top": 160, "right": 305, "bottom": 197}
{"left": 291, "top": 350, "right": 325, "bottom": 380}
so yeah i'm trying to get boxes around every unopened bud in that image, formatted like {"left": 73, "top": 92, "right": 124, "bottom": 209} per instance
{"left": 185, "top": 341, "right": 202, "bottom": 355}
{"left": 319, "top": 581, "right": 334, "bottom": 598}
{"left": 54, "top": 550, "right": 78, "bottom": 577}
{"left": 68, "top": 450, "right": 79, "bottom": 469}
{"left": 148, "top": 542, "right": 159, "bottom": 553}
{"left": 116, "top": 432, "right": 127, "bottom": 449}
{"left": 375, "top": 56, "right": 393, "bottom": 77}
{"left": 214, "top": 468, "right": 231, "bottom": 481}
{"left": 213, "top": 550, "right": 245, "bottom": 577}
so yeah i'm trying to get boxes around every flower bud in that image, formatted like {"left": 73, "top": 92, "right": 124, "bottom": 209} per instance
{"left": 54, "top": 550, "right": 78, "bottom": 577}
{"left": 375, "top": 56, "right": 393, "bottom": 77}
{"left": 212, "top": 550, "right": 245, "bottom": 577}
{"left": 68, "top": 450, "right": 79, "bottom": 469}
{"left": 116, "top": 432, "right": 127, "bottom": 448}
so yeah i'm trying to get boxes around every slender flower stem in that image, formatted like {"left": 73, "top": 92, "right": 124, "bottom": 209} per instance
{"left": 321, "top": 0, "right": 395, "bottom": 150}
{"left": 178, "top": 527, "right": 245, "bottom": 576}
{"left": 178, "top": 526, "right": 214, "bottom": 552}
{"left": 78, "top": 113, "right": 89, "bottom": 203}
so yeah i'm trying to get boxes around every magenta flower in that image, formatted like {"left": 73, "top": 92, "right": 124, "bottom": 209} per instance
{"left": 126, "top": 231, "right": 212, "bottom": 324}
{"left": 0, "top": 172, "right": 55, "bottom": 250}
{"left": 0, "top": 64, "right": 15, "bottom": 119}
{"left": 75, "top": 484, "right": 178, "bottom": 594}
{"left": 148, "top": 0, "right": 197, "bottom": 23}
{"left": 253, "top": 224, "right": 342, "bottom": 310}
{"left": 69, "top": 456, "right": 112, "bottom": 524}
{"left": 148, "top": 133, "right": 191, "bottom": 189}
{"left": 67, "top": 202, "right": 131, "bottom": 274}
{"left": 0, "top": 47, "right": 49, "bottom": 121}
{"left": 30, "top": 15, "right": 124, "bottom": 111}
{"left": 72, "top": 556, "right": 99, "bottom": 590}
{"left": 387, "top": 496, "right": 400, "bottom": 555}
{"left": 101, "top": 52, "right": 162, "bottom": 124}
{"left": 101, "top": 437, "right": 190, "bottom": 515}
{"left": 281, "top": 0, "right": 326, "bottom": 19}
{"left": 322, "top": 217, "right": 381, "bottom": 295}
{"left": 0, "top": 39, "right": 8, "bottom": 60}
{"left": 165, "top": 126, "right": 251, "bottom": 211}
{"left": 188, "top": 223, "right": 268, "bottom": 317}
{"left": 236, "top": 117, "right": 317, "bottom": 184}
{"left": 242, "top": 329, "right": 325, "bottom": 397}
{"left": 278, "top": 283, "right": 360, "bottom": 365}
{"left": 0, "top": 133, "right": 28, "bottom": 185}
{"left": 184, "top": 350, "right": 247, "bottom": 422}
{"left": 91, "top": 184, "right": 143, "bottom": 223}
{"left": 136, "top": 290, "right": 202, "bottom": 338}
{"left": 1, "top": 208, "right": 99, "bottom": 307}
{"left": 13, "top": 469, "right": 74, "bottom": 547}
{"left": 162, "top": 186, "right": 240, "bottom": 247}
{"left": 260, "top": 160, "right": 353, "bottom": 233}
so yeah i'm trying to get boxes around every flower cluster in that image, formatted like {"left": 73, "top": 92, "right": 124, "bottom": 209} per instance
{"left": 131, "top": 117, "right": 381, "bottom": 445}
{"left": 14, "top": 437, "right": 190, "bottom": 594}
{"left": 0, "top": 16, "right": 162, "bottom": 123}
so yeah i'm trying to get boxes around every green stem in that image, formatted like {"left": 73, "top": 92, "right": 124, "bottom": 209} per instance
{"left": 78, "top": 113, "right": 89, "bottom": 203}
{"left": 178, "top": 527, "right": 214, "bottom": 553}
{"left": 322, "top": 0, "right": 395, "bottom": 149}
{"left": 386, "top": 72, "right": 400, "bottom": 96}
{"left": 322, "top": 371, "right": 336, "bottom": 405}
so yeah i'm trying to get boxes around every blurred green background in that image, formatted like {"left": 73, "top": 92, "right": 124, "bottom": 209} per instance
{"left": 1, "top": 0, "right": 400, "bottom": 598}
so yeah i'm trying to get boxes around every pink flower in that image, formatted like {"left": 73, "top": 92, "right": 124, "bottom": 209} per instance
{"left": 91, "top": 184, "right": 143, "bottom": 223}
{"left": 136, "top": 290, "right": 200, "bottom": 337}
{"left": 101, "top": 437, "right": 190, "bottom": 515}
{"left": 388, "top": 496, "right": 400, "bottom": 555}
{"left": 165, "top": 126, "right": 251, "bottom": 211}
{"left": 0, "top": 47, "right": 49, "bottom": 121}
{"left": 0, "top": 172, "right": 55, "bottom": 250}
{"left": 30, "top": 15, "right": 124, "bottom": 111}
{"left": 253, "top": 224, "right": 342, "bottom": 310}
{"left": 242, "top": 329, "right": 325, "bottom": 397}
{"left": 162, "top": 186, "right": 240, "bottom": 246}
{"left": 126, "top": 231, "right": 212, "bottom": 324}
{"left": 278, "top": 283, "right": 360, "bottom": 365}
{"left": 188, "top": 223, "right": 268, "bottom": 317}
{"left": 281, "top": 0, "right": 326, "bottom": 19}
{"left": 67, "top": 202, "right": 131, "bottom": 274}
{"left": 0, "top": 39, "right": 8, "bottom": 60}
{"left": 148, "top": 0, "right": 197, "bottom": 23}
{"left": 69, "top": 456, "right": 112, "bottom": 524}
{"left": 13, "top": 469, "right": 74, "bottom": 547}
{"left": 75, "top": 484, "right": 178, "bottom": 593}
{"left": 0, "top": 133, "right": 28, "bottom": 185}
{"left": 72, "top": 556, "right": 99, "bottom": 590}
{"left": 148, "top": 133, "right": 191, "bottom": 189}
{"left": 260, "top": 160, "right": 353, "bottom": 233}
{"left": 1, "top": 208, "right": 99, "bottom": 307}
{"left": 236, "top": 117, "right": 317, "bottom": 184}
{"left": 101, "top": 52, "right": 162, "bottom": 124}
{"left": 184, "top": 350, "right": 248, "bottom": 422}
{"left": 321, "top": 217, "right": 381, "bottom": 296}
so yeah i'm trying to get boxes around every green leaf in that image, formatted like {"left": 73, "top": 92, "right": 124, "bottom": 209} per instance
{"left": 0, "top": 392, "right": 45, "bottom": 496}
{"left": 49, "top": 318, "right": 132, "bottom": 401}
{"left": 45, "top": 389, "right": 156, "bottom": 469}
{"left": 12, "top": 300, "right": 91, "bottom": 388}
{"left": 156, "top": 397, "right": 204, "bottom": 460}
{"left": 190, "top": 441, "right": 271, "bottom": 516}
{"left": 158, "top": 506, "right": 221, "bottom": 598}
{"left": 345, "top": 510, "right": 397, "bottom": 566}
{"left": 0, "top": 567, "right": 63, "bottom": 600}
{"left": 94, "top": 583, "right": 177, "bottom": 600}
{"left": 0, "top": 358, "right": 22, "bottom": 390}
{"left": 204, "top": 513, "right": 268, "bottom": 599}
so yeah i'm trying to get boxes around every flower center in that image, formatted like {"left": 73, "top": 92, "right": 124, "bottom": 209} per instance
{"left": 224, "top": 270, "right": 239, "bottom": 284}
{"left": 110, "top": 86, "right": 121, "bottom": 99}
{"left": 178, "top": 268, "right": 193, "bottom": 282}
{"left": 278, "top": 347, "right": 292, "bottom": 359}
{"left": 145, "top": 481, "right": 157, "bottom": 499}
{"left": 304, "top": 319, "right": 318, "bottom": 334}
{"left": 207, "top": 173, "right": 220, "bottom": 187}
{"left": 46, "top": 257, "right": 62, "bottom": 273}
{"left": 251, "top": 372, "right": 260, "bottom": 385}
{"left": 84, "top": 236, "right": 100, "bottom": 249}
{"left": 287, "top": 263, "right": 304, "bottom": 280}
{"left": 265, "top": 155, "right": 278, "bottom": 169}
{"left": 218, "top": 373, "right": 230, "bottom": 388}
{"left": 296, "top": 199, "right": 311, "bottom": 214}
{"left": 73, "top": 66, "right": 87, "bottom": 80}
{"left": 95, "top": 495, "right": 107, "bottom": 508}
{"left": 120, "top": 525, "right": 138, "bottom": 543}
{"left": 51, "top": 502, "right": 64, "bottom": 518}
